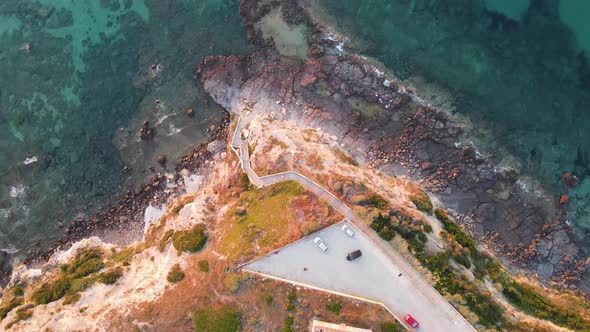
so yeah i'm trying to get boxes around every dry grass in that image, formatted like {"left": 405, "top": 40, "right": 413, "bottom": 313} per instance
{"left": 331, "top": 147, "right": 359, "bottom": 166}
{"left": 306, "top": 153, "right": 325, "bottom": 170}
{"left": 217, "top": 180, "right": 338, "bottom": 261}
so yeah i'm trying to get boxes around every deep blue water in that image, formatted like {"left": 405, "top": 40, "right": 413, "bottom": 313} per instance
{"left": 0, "top": 0, "right": 249, "bottom": 266}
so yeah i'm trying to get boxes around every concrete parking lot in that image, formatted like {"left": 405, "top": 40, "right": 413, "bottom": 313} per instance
{"left": 243, "top": 220, "right": 473, "bottom": 332}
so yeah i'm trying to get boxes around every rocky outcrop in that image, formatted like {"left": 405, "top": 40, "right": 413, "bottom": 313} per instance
{"left": 197, "top": 0, "right": 588, "bottom": 292}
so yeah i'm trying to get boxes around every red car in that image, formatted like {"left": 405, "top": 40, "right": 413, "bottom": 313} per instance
{"left": 404, "top": 314, "right": 419, "bottom": 329}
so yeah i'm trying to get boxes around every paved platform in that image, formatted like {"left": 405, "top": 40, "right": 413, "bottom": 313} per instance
{"left": 243, "top": 221, "right": 474, "bottom": 332}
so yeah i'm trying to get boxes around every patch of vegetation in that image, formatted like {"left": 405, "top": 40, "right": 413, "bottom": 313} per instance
{"left": 198, "top": 260, "right": 210, "bottom": 273}
{"left": 223, "top": 274, "right": 242, "bottom": 292}
{"left": 325, "top": 300, "right": 342, "bottom": 315}
{"left": 11, "top": 285, "right": 24, "bottom": 297}
{"left": 158, "top": 229, "right": 174, "bottom": 252}
{"left": 192, "top": 306, "right": 241, "bottom": 332}
{"left": 281, "top": 315, "right": 295, "bottom": 332}
{"left": 269, "top": 136, "right": 288, "bottom": 149}
{"left": 332, "top": 147, "right": 359, "bottom": 166}
{"left": 5, "top": 307, "right": 32, "bottom": 329}
{"left": 67, "top": 248, "right": 104, "bottom": 279}
{"left": 167, "top": 264, "right": 185, "bottom": 283}
{"left": 378, "top": 227, "right": 396, "bottom": 241}
{"left": 286, "top": 291, "right": 297, "bottom": 311}
{"left": 239, "top": 172, "right": 251, "bottom": 191}
{"left": 375, "top": 210, "right": 503, "bottom": 327}
{"left": 219, "top": 181, "right": 304, "bottom": 259}
{"left": 264, "top": 295, "right": 273, "bottom": 305}
{"left": 417, "top": 250, "right": 504, "bottom": 327}
{"left": 500, "top": 278, "right": 590, "bottom": 330}
{"left": 368, "top": 193, "right": 390, "bottom": 210}
{"left": 370, "top": 213, "right": 396, "bottom": 241}
{"left": 423, "top": 223, "right": 433, "bottom": 233}
{"left": 0, "top": 297, "right": 23, "bottom": 320}
{"left": 409, "top": 191, "right": 433, "bottom": 214}
{"left": 171, "top": 202, "right": 186, "bottom": 215}
{"left": 62, "top": 293, "right": 81, "bottom": 305}
{"left": 112, "top": 246, "right": 135, "bottom": 265}
{"left": 172, "top": 224, "right": 208, "bottom": 254}
{"left": 380, "top": 321, "right": 404, "bottom": 332}
{"left": 452, "top": 253, "right": 472, "bottom": 269}
{"left": 300, "top": 221, "right": 323, "bottom": 235}
{"left": 98, "top": 268, "right": 123, "bottom": 285}
{"left": 31, "top": 247, "right": 107, "bottom": 305}
{"left": 435, "top": 209, "right": 476, "bottom": 253}
{"left": 69, "top": 277, "right": 97, "bottom": 293}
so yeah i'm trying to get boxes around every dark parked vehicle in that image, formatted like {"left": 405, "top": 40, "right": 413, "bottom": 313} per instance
{"left": 346, "top": 249, "right": 362, "bottom": 261}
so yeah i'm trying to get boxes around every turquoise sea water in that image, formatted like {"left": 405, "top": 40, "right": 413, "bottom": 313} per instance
{"left": 316, "top": 0, "right": 590, "bottom": 240}
{"left": 0, "top": 0, "right": 248, "bottom": 267}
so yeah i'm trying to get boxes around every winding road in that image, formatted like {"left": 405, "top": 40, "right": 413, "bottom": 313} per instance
{"left": 231, "top": 116, "right": 477, "bottom": 332}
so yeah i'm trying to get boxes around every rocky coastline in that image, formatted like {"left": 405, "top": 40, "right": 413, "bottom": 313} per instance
{"left": 0, "top": 113, "right": 230, "bottom": 288}
{"left": 197, "top": 0, "right": 588, "bottom": 293}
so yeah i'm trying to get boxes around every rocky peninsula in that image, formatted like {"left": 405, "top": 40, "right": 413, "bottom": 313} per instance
{"left": 0, "top": 0, "right": 588, "bottom": 331}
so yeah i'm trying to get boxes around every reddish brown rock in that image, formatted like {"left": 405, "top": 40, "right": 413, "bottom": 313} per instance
{"left": 558, "top": 194, "right": 569, "bottom": 207}
{"left": 139, "top": 120, "right": 155, "bottom": 140}
{"left": 561, "top": 172, "right": 579, "bottom": 188}
{"left": 156, "top": 154, "right": 167, "bottom": 166}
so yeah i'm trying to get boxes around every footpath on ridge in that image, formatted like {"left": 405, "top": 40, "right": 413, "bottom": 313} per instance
{"left": 230, "top": 116, "right": 477, "bottom": 332}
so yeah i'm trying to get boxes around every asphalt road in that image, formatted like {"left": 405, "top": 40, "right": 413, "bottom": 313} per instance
{"left": 231, "top": 117, "right": 477, "bottom": 332}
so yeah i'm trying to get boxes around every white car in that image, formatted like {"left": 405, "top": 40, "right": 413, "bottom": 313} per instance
{"left": 341, "top": 224, "right": 355, "bottom": 237}
{"left": 313, "top": 237, "right": 328, "bottom": 251}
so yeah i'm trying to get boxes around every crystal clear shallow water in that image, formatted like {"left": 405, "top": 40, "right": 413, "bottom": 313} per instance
{"left": 0, "top": 0, "right": 248, "bottom": 266}
{"left": 315, "top": 0, "right": 590, "bottom": 239}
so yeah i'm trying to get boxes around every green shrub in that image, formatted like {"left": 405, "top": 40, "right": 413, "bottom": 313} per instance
{"left": 31, "top": 277, "right": 72, "bottom": 306}
{"left": 167, "top": 264, "right": 185, "bottom": 283}
{"left": 380, "top": 321, "right": 404, "bottom": 332}
{"left": 0, "top": 297, "right": 23, "bottom": 319}
{"left": 281, "top": 316, "right": 295, "bottom": 332}
{"left": 69, "top": 259, "right": 104, "bottom": 279}
{"left": 409, "top": 191, "right": 433, "bottom": 214}
{"left": 286, "top": 291, "right": 297, "bottom": 311}
{"left": 453, "top": 253, "right": 472, "bottom": 269}
{"left": 68, "top": 277, "right": 96, "bottom": 293}
{"left": 198, "top": 260, "right": 210, "bottom": 273}
{"left": 172, "top": 224, "right": 208, "bottom": 254}
{"left": 435, "top": 209, "right": 476, "bottom": 252}
{"left": 501, "top": 279, "right": 590, "bottom": 330}
{"left": 463, "top": 290, "right": 504, "bottom": 327}
{"left": 368, "top": 193, "right": 390, "bottom": 210}
{"left": 423, "top": 223, "right": 433, "bottom": 233}
{"left": 112, "top": 246, "right": 136, "bottom": 264}
{"left": 68, "top": 248, "right": 103, "bottom": 273}
{"left": 98, "top": 268, "right": 123, "bottom": 285}
{"left": 11, "top": 285, "right": 24, "bottom": 297}
{"left": 392, "top": 223, "right": 427, "bottom": 254}
{"left": 325, "top": 301, "right": 342, "bottom": 315}
{"left": 5, "top": 307, "right": 33, "bottom": 329}
{"left": 264, "top": 295, "right": 273, "bottom": 305}
{"left": 370, "top": 213, "right": 390, "bottom": 232}
{"left": 378, "top": 227, "right": 395, "bottom": 241}
{"left": 31, "top": 248, "right": 108, "bottom": 305}
{"left": 158, "top": 230, "right": 174, "bottom": 252}
{"left": 192, "top": 306, "right": 241, "bottom": 332}
{"left": 240, "top": 172, "right": 251, "bottom": 190}
{"left": 62, "top": 293, "right": 81, "bottom": 305}
{"left": 171, "top": 203, "right": 185, "bottom": 215}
